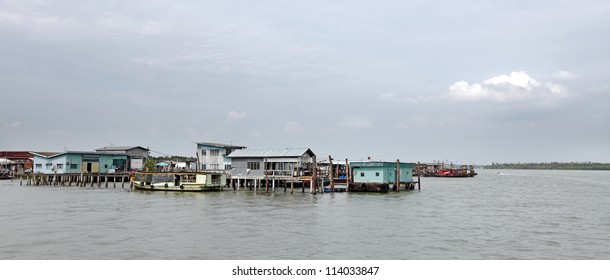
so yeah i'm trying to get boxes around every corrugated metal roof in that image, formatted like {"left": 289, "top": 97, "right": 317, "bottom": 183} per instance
{"left": 195, "top": 142, "right": 247, "bottom": 149}
{"left": 96, "top": 146, "right": 149, "bottom": 151}
{"left": 227, "top": 148, "right": 315, "bottom": 158}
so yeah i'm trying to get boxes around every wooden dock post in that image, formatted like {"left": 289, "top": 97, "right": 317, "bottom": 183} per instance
{"left": 265, "top": 158, "right": 269, "bottom": 193}
{"left": 418, "top": 161, "right": 421, "bottom": 190}
{"left": 396, "top": 159, "right": 400, "bottom": 192}
{"left": 345, "top": 158, "right": 350, "bottom": 192}
{"left": 328, "top": 155, "right": 334, "bottom": 193}
{"left": 290, "top": 176, "right": 294, "bottom": 194}
{"left": 311, "top": 156, "right": 317, "bottom": 195}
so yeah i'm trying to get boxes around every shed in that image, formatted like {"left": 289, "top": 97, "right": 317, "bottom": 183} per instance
{"left": 350, "top": 161, "right": 414, "bottom": 184}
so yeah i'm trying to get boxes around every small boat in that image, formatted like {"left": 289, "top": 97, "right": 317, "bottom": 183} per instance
{"left": 0, "top": 171, "right": 14, "bottom": 180}
{"left": 348, "top": 182, "right": 389, "bottom": 192}
{"left": 323, "top": 184, "right": 347, "bottom": 193}
{"left": 132, "top": 172, "right": 226, "bottom": 192}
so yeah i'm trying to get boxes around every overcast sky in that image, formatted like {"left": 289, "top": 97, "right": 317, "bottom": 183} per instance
{"left": 1, "top": 0, "right": 609, "bottom": 164}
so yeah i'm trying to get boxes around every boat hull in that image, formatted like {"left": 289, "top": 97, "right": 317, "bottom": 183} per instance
{"left": 348, "top": 182, "right": 389, "bottom": 192}
{"left": 133, "top": 181, "right": 221, "bottom": 192}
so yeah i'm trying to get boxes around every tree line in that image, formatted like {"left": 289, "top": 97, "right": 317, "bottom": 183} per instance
{"left": 486, "top": 162, "right": 610, "bottom": 170}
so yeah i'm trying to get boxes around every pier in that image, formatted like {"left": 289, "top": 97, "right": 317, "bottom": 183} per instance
{"left": 18, "top": 172, "right": 132, "bottom": 188}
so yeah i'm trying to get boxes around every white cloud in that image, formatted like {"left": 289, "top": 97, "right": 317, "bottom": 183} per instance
{"left": 483, "top": 71, "right": 540, "bottom": 90}
{"left": 227, "top": 111, "right": 246, "bottom": 120}
{"left": 553, "top": 70, "right": 579, "bottom": 80}
{"left": 448, "top": 71, "right": 571, "bottom": 104}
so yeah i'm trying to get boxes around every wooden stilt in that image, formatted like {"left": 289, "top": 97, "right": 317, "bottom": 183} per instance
{"left": 396, "top": 159, "right": 400, "bottom": 192}
{"left": 346, "top": 158, "right": 350, "bottom": 192}
{"left": 265, "top": 158, "right": 269, "bottom": 193}
{"left": 311, "top": 156, "right": 317, "bottom": 195}
{"left": 328, "top": 155, "right": 334, "bottom": 193}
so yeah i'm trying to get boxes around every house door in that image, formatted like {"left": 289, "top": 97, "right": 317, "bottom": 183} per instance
{"left": 86, "top": 163, "right": 92, "bottom": 173}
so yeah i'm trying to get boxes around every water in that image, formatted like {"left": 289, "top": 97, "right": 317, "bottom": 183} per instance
{"left": 1, "top": 169, "right": 610, "bottom": 259}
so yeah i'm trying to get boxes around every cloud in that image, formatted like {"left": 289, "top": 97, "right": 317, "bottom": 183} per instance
{"left": 283, "top": 121, "right": 307, "bottom": 134}
{"left": 553, "top": 70, "right": 579, "bottom": 80}
{"left": 337, "top": 116, "right": 372, "bottom": 129}
{"left": 1, "top": 119, "right": 21, "bottom": 128}
{"left": 227, "top": 111, "right": 246, "bottom": 120}
{"left": 381, "top": 92, "right": 430, "bottom": 104}
{"left": 448, "top": 71, "right": 570, "bottom": 104}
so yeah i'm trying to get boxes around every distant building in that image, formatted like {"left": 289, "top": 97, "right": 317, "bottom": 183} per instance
{"left": 350, "top": 161, "right": 414, "bottom": 184}
{"left": 95, "top": 146, "right": 150, "bottom": 171}
{"left": 227, "top": 148, "right": 316, "bottom": 180}
{"left": 0, "top": 151, "right": 34, "bottom": 173}
{"left": 32, "top": 151, "right": 129, "bottom": 174}
{"left": 195, "top": 142, "right": 246, "bottom": 171}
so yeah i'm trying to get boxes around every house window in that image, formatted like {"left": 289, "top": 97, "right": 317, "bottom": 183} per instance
{"left": 57, "top": 164, "right": 64, "bottom": 169}
{"left": 210, "top": 149, "right": 220, "bottom": 156}
{"left": 46, "top": 163, "right": 53, "bottom": 169}
{"left": 71, "top": 164, "right": 78, "bottom": 169}
{"left": 360, "top": 172, "right": 365, "bottom": 177}
{"left": 375, "top": 172, "right": 380, "bottom": 177}
{"left": 247, "top": 162, "right": 260, "bottom": 170}
{"left": 36, "top": 164, "right": 42, "bottom": 169}
{"left": 209, "top": 164, "right": 219, "bottom": 170}
{"left": 201, "top": 150, "right": 206, "bottom": 156}
{"left": 225, "top": 164, "right": 231, "bottom": 170}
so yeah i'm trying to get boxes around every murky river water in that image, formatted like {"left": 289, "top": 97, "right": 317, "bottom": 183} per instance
{"left": 2, "top": 169, "right": 610, "bottom": 259}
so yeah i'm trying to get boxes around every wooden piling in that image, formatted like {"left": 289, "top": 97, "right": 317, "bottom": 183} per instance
{"left": 328, "top": 155, "right": 334, "bottom": 193}
{"left": 345, "top": 158, "right": 350, "bottom": 192}
{"left": 396, "top": 159, "right": 400, "bottom": 192}
{"left": 418, "top": 161, "right": 421, "bottom": 190}
{"left": 311, "top": 155, "right": 317, "bottom": 195}
{"left": 265, "top": 158, "right": 269, "bottom": 193}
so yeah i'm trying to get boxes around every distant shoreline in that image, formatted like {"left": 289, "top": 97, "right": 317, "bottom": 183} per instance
{"left": 484, "top": 162, "right": 610, "bottom": 170}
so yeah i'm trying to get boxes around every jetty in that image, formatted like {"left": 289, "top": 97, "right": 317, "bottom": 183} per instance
{"left": 18, "top": 172, "right": 132, "bottom": 188}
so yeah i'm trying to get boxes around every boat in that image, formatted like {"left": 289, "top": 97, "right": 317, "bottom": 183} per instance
{"left": 0, "top": 171, "right": 13, "bottom": 180}
{"left": 132, "top": 171, "right": 226, "bottom": 192}
{"left": 347, "top": 182, "right": 389, "bottom": 192}
{"left": 323, "top": 184, "right": 347, "bottom": 193}
{"left": 416, "top": 163, "right": 477, "bottom": 177}
{"left": 429, "top": 168, "right": 476, "bottom": 177}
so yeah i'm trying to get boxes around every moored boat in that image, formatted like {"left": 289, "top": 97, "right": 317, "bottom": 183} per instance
{"left": 0, "top": 171, "right": 13, "bottom": 180}
{"left": 347, "top": 182, "right": 389, "bottom": 192}
{"left": 416, "top": 163, "right": 477, "bottom": 177}
{"left": 132, "top": 171, "right": 226, "bottom": 192}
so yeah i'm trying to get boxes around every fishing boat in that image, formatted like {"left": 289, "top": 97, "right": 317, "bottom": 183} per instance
{"left": 429, "top": 168, "right": 476, "bottom": 177}
{"left": 132, "top": 171, "right": 226, "bottom": 192}
{"left": 417, "top": 163, "right": 477, "bottom": 177}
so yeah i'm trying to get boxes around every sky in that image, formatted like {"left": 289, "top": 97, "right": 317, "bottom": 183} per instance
{"left": 1, "top": 0, "right": 609, "bottom": 164}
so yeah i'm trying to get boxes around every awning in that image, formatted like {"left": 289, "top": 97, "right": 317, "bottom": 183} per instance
{"left": 0, "top": 158, "right": 16, "bottom": 164}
